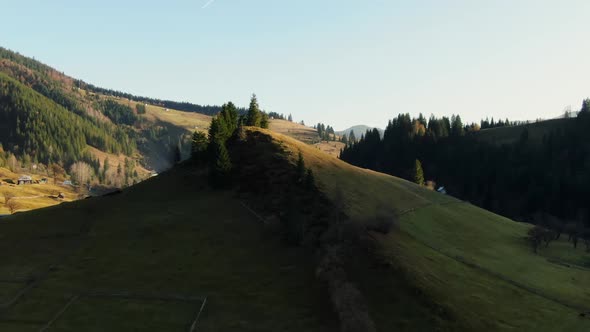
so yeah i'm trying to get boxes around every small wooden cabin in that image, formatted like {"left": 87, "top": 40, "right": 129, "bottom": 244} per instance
{"left": 17, "top": 175, "right": 33, "bottom": 185}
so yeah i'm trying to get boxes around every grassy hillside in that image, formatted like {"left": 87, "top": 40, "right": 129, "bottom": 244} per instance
{"left": 251, "top": 128, "right": 590, "bottom": 331}
{"left": 140, "top": 102, "right": 211, "bottom": 133}
{"left": 2, "top": 128, "right": 589, "bottom": 330}
{"left": 0, "top": 166, "right": 337, "bottom": 331}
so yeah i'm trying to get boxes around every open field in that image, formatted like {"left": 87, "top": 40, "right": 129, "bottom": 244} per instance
{"left": 253, "top": 128, "right": 590, "bottom": 331}
{"left": 139, "top": 102, "right": 212, "bottom": 133}
{"left": 0, "top": 167, "right": 337, "bottom": 331}
{"left": 0, "top": 168, "right": 77, "bottom": 215}
{"left": 269, "top": 119, "right": 344, "bottom": 157}
{"left": 269, "top": 119, "right": 318, "bottom": 144}
{"left": 107, "top": 95, "right": 212, "bottom": 134}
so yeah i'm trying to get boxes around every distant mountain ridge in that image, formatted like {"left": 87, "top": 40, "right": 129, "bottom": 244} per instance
{"left": 336, "top": 125, "right": 384, "bottom": 139}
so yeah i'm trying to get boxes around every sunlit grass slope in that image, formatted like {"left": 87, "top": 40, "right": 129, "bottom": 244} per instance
{"left": 254, "top": 127, "right": 590, "bottom": 331}
{"left": 138, "top": 101, "right": 212, "bottom": 133}
{"left": 0, "top": 168, "right": 77, "bottom": 214}
{"left": 0, "top": 167, "right": 336, "bottom": 331}
{"left": 269, "top": 119, "right": 345, "bottom": 157}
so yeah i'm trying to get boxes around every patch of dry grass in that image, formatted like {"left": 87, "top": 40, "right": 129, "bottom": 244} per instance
{"left": 269, "top": 119, "right": 346, "bottom": 157}
{"left": 139, "top": 101, "right": 212, "bottom": 133}
{"left": 269, "top": 119, "right": 319, "bottom": 144}
{"left": 0, "top": 168, "right": 77, "bottom": 214}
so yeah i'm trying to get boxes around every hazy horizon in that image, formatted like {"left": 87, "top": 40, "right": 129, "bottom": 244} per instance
{"left": 2, "top": 0, "right": 590, "bottom": 129}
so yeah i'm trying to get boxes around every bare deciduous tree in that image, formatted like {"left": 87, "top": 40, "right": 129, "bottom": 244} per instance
{"left": 6, "top": 200, "right": 20, "bottom": 214}
{"left": 7, "top": 154, "right": 18, "bottom": 172}
{"left": 2, "top": 191, "right": 14, "bottom": 204}
{"left": 49, "top": 163, "right": 66, "bottom": 184}
{"left": 69, "top": 162, "right": 94, "bottom": 187}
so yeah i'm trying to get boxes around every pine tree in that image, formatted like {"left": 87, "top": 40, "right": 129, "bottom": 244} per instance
{"left": 174, "top": 145, "right": 182, "bottom": 164}
{"left": 246, "top": 94, "right": 262, "bottom": 127}
{"left": 451, "top": 115, "right": 464, "bottom": 137}
{"left": 341, "top": 133, "right": 348, "bottom": 145}
{"left": 413, "top": 159, "right": 425, "bottom": 186}
{"left": 218, "top": 102, "right": 239, "bottom": 137}
{"left": 288, "top": 114, "right": 293, "bottom": 122}
{"left": 305, "top": 168, "right": 315, "bottom": 190}
{"left": 579, "top": 98, "right": 590, "bottom": 120}
{"left": 296, "top": 151, "right": 306, "bottom": 182}
{"left": 102, "top": 157, "right": 110, "bottom": 184}
{"left": 208, "top": 118, "right": 222, "bottom": 143}
{"left": 349, "top": 131, "right": 357, "bottom": 144}
{"left": 209, "top": 139, "right": 232, "bottom": 187}
{"left": 191, "top": 131, "right": 209, "bottom": 161}
{"left": 260, "top": 112, "right": 270, "bottom": 129}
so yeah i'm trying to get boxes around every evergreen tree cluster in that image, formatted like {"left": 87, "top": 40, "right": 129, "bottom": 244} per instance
{"left": 0, "top": 47, "right": 57, "bottom": 79}
{"left": 191, "top": 131, "right": 208, "bottom": 162}
{"left": 245, "top": 94, "right": 269, "bottom": 129}
{"left": 0, "top": 47, "right": 135, "bottom": 140}
{"left": 98, "top": 100, "right": 139, "bottom": 126}
{"left": 315, "top": 123, "right": 336, "bottom": 141}
{"left": 340, "top": 106, "right": 590, "bottom": 231}
{"left": 344, "top": 131, "right": 357, "bottom": 145}
{"left": 578, "top": 98, "right": 590, "bottom": 120}
{"left": 206, "top": 95, "right": 273, "bottom": 187}
{"left": 267, "top": 112, "right": 287, "bottom": 120}
{"left": 135, "top": 103, "right": 147, "bottom": 114}
{"left": 0, "top": 73, "right": 133, "bottom": 165}
{"left": 207, "top": 102, "right": 240, "bottom": 187}
{"left": 480, "top": 117, "right": 528, "bottom": 129}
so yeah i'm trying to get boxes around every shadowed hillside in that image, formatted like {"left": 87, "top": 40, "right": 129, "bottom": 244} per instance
{"left": 1, "top": 128, "right": 589, "bottom": 331}
{"left": 0, "top": 165, "right": 337, "bottom": 331}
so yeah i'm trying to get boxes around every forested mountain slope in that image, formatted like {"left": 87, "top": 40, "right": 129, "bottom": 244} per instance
{"left": 0, "top": 73, "right": 133, "bottom": 164}
{"left": 0, "top": 47, "right": 214, "bottom": 187}
{"left": 340, "top": 109, "right": 590, "bottom": 235}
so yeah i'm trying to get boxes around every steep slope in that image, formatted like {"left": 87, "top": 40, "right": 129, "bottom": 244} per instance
{"left": 249, "top": 128, "right": 590, "bottom": 331}
{"left": 0, "top": 72, "right": 133, "bottom": 164}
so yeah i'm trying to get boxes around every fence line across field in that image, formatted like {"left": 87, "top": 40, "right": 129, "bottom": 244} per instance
{"left": 6, "top": 289, "right": 209, "bottom": 332}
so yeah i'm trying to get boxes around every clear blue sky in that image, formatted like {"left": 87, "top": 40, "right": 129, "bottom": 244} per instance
{"left": 2, "top": 0, "right": 590, "bottom": 129}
